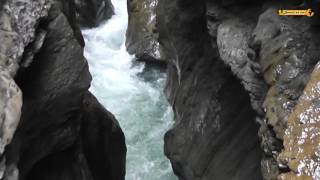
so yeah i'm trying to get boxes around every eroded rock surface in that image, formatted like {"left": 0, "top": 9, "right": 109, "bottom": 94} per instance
{"left": 0, "top": 1, "right": 51, "bottom": 176}
{"left": 157, "top": 0, "right": 262, "bottom": 179}
{"left": 217, "top": 19, "right": 267, "bottom": 115}
{"left": 279, "top": 62, "right": 320, "bottom": 180}
{"left": 126, "top": 0, "right": 164, "bottom": 63}
{"left": 252, "top": 8, "right": 320, "bottom": 179}
{"left": 253, "top": 8, "right": 319, "bottom": 140}
{"left": 75, "top": 0, "right": 114, "bottom": 28}
{"left": 156, "top": 0, "right": 320, "bottom": 179}
{"left": 0, "top": 0, "right": 126, "bottom": 179}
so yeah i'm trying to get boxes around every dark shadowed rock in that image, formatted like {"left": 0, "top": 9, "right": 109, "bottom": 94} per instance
{"left": 75, "top": 0, "right": 114, "bottom": 28}
{"left": 217, "top": 19, "right": 267, "bottom": 115}
{"left": 0, "top": 0, "right": 126, "bottom": 180}
{"left": 0, "top": 0, "right": 51, "bottom": 176}
{"left": 157, "top": 0, "right": 262, "bottom": 179}
{"left": 26, "top": 145, "right": 94, "bottom": 180}
{"left": 81, "top": 92, "right": 126, "bottom": 180}
{"left": 211, "top": 2, "right": 320, "bottom": 179}
{"left": 7, "top": 5, "right": 91, "bottom": 179}
{"left": 157, "top": 0, "right": 320, "bottom": 179}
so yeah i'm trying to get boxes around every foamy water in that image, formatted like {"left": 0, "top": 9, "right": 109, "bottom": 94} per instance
{"left": 81, "top": 0, "right": 177, "bottom": 179}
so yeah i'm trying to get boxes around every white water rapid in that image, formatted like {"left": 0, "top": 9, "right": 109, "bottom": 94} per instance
{"left": 81, "top": 0, "right": 177, "bottom": 180}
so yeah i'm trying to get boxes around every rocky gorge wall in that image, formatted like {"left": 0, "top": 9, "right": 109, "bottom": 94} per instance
{"left": 75, "top": 0, "right": 114, "bottom": 28}
{"left": 1, "top": 0, "right": 319, "bottom": 179}
{"left": 126, "top": 0, "right": 165, "bottom": 64}
{"left": 150, "top": 0, "right": 320, "bottom": 179}
{"left": 0, "top": 0, "right": 126, "bottom": 180}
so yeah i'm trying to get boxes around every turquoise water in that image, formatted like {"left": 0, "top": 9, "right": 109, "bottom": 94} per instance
{"left": 82, "top": 0, "right": 177, "bottom": 179}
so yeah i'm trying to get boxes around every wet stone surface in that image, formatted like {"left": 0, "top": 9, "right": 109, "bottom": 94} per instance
{"left": 279, "top": 62, "right": 320, "bottom": 180}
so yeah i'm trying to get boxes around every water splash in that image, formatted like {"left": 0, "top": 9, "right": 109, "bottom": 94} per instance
{"left": 81, "top": 0, "right": 177, "bottom": 179}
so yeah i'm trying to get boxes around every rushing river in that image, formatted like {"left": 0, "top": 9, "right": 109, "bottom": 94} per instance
{"left": 82, "top": 0, "right": 177, "bottom": 180}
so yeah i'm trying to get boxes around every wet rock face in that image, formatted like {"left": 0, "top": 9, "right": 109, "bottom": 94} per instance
{"left": 157, "top": 0, "right": 320, "bottom": 179}
{"left": 279, "top": 62, "right": 320, "bottom": 180}
{"left": 25, "top": 92, "right": 126, "bottom": 180}
{"left": 81, "top": 92, "right": 126, "bottom": 180}
{"left": 252, "top": 8, "right": 319, "bottom": 140}
{"left": 158, "top": 0, "right": 262, "bottom": 179}
{"left": 75, "top": 0, "right": 114, "bottom": 28}
{"left": 217, "top": 19, "right": 268, "bottom": 114}
{"left": 126, "top": 0, "right": 163, "bottom": 63}
{"left": 252, "top": 7, "right": 320, "bottom": 179}
{"left": 0, "top": 73, "right": 22, "bottom": 154}
{"left": 0, "top": 0, "right": 126, "bottom": 180}
{"left": 0, "top": 1, "right": 51, "bottom": 176}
